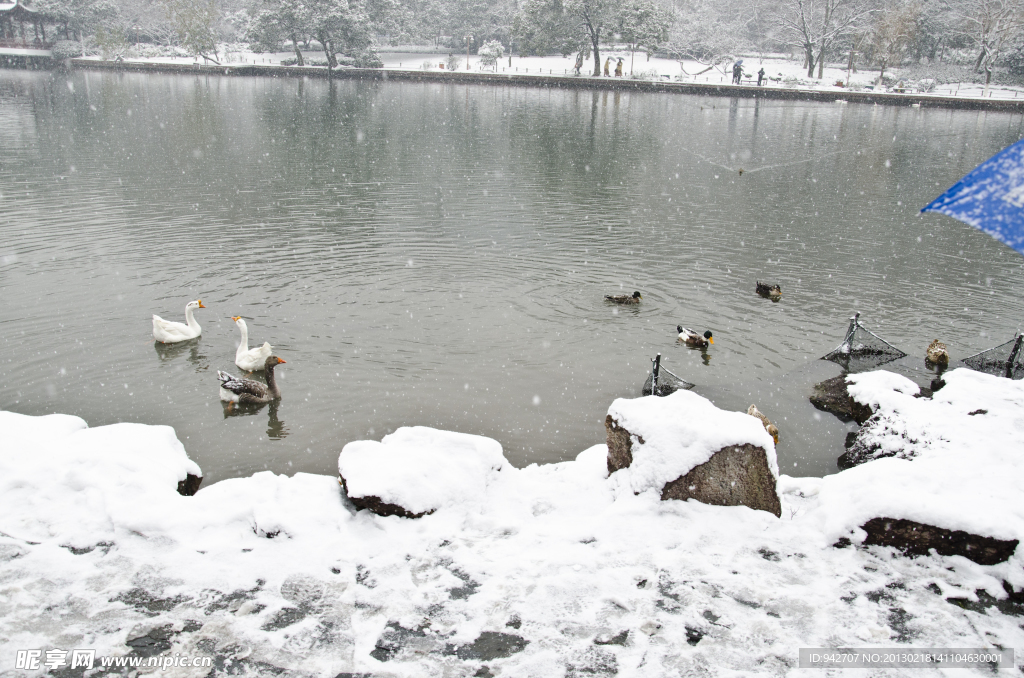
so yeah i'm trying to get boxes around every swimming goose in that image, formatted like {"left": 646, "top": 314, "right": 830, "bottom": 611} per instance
{"left": 218, "top": 356, "right": 286, "bottom": 405}
{"left": 153, "top": 300, "right": 205, "bottom": 343}
{"left": 232, "top": 316, "right": 273, "bottom": 372}
{"left": 605, "top": 291, "right": 642, "bottom": 304}
{"left": 677, "top": 326, "right": 714, "bottom": 348}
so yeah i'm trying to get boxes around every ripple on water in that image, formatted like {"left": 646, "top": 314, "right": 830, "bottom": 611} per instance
{"left": 1, "top": 71, "right": 1023, "bottom": 483}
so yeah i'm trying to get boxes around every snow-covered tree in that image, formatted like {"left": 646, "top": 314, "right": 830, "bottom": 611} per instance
{"left": 868, "top": 0, "right": 918, "bottom": 84}
{"left": 617, "top": 0, "right": 673, "bottom": 73}
{"left": 33, "top": 0, "right": 119, "bottom": 40}
{"left": 161, "top": 0, "right": 220, "bottom": 61}
{"left": 778, "top": 0, "right": 877, "bottom": 78}
{"left": 244, "top": 0, "right": 310, "bottom": 64}
{"left": 955, "top": 0, "right": 1024, "bottom": 91}
{"left": 477, "top": 37, "right": 504, "bottom": 68}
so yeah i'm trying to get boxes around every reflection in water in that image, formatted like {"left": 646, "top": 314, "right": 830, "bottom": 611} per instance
{"left": 153, "top": 339, "right": 209, "bottom": 372}
{"left": 266, "top": 401, "right": 288, "bottom": 440}
{"left": 221, "top": 398, "right": 289, "bottom": 439}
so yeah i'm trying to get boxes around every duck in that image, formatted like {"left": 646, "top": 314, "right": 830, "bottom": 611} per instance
{"left": 677, "top": 326, "right": 714, "bottom": 348}
{"left": 605, "top": 291, "right": 642, "bottom": 304}
{"left": 747, "top": 404, "right": 779, "bottom": 444}
{"left": 218, "top": 355, "right": 286, "bottom": 405}
{"left": 232, "top": 316, "right": 273, "bottom": 372}
{"left": 925, "top": 339, "right": 949, "bottom": 367}
{"left": 755, "top": 282, "right": 782, "bottom": 299}
{"left": 153, "top": 300, "right": 205, "bottom": 343}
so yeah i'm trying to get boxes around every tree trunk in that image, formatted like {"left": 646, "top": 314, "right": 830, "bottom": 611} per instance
{"left": 291, "top": 34, "right": 303, "bottom": 66}
{"left": 983, "top": 65, "right": 992, "bottom": 97}
{"left": 974, "top": 46, "right": 986, "bottom": 72}
{"left": 817, "top": 39, "right": 825, "bottom": 79}
{"left": 592, "top": 32, "right": 601, "bottom": 76}
{"left": 805, "top": 44, "right": 815, "bottom": 77}
{"left": 319, "top": 33, "right": 336, "bottom": 69}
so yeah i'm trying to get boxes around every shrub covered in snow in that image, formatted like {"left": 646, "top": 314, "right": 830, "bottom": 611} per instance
{"left": 52, "top": 40, "right": 84, "bottom": 60}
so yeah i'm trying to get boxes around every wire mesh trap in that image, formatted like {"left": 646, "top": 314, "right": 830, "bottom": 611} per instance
{"left": 642, "top": 353, "right": 695, "bottom": 396}
{"left": 961, "top": 333, "right": 1024, "bottom": 380}
{"left": 821, "top": 312, "right": 907, "bottom": 371}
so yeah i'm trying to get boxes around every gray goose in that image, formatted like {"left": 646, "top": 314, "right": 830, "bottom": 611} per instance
{"left": 218, "top": 355, "right": 286, "bottom": 404}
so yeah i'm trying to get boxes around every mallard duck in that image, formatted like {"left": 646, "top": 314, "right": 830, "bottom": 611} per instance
{"left": 677, "top": 326, "right": 713, "bottom": 347}
{"left": 605, "top": 291, "right": 642, "bottom": 304}
{"left": 755, "top": 282, "right": 782, "bottom": 299}
{"left": 218, "top": 356, "right": 286, "bottom": 405}
{"left": 232, "top": 316, "right": 273, "bottom": 372}
{"left": 153, "top": 300, "right": 205, "bottom": 343}
{"left": 925, "top": 339, "right": 949, "bottom": 367}
{"left": 747, "top": 404, "right": 779, "bottom": 444}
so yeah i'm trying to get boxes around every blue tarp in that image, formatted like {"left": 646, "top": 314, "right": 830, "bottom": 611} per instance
{"left": 921, "top": 139, "right": 1024, "bottom": 255}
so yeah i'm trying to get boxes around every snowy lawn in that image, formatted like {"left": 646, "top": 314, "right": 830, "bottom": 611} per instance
{"left": 1, "top": 371, "right": 1023, "bottom": 676}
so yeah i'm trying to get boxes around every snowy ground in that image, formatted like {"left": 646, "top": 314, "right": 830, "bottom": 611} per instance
{"left": 75, "top": 47, "right": 1024, "bottom": 102}
{"left": 2, "top": 369, "right": 1022, "bottom": 676}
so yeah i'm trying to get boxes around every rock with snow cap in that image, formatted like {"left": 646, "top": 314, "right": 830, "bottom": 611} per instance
{"left": 605, "top": 391, "right": 781, "bottom": 516}
{"left": 809, "top": 374, "right": 875, "bottom": 424}
{"left": 337, "top": 426, "right": 509, "bottom": 518}
{"left": 821, "top": 369, "right": 1024, "bottom": 564}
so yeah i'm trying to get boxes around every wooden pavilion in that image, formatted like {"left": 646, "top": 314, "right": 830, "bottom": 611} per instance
{"left": 0, "top": 0, "right": 52, "bottom": 52}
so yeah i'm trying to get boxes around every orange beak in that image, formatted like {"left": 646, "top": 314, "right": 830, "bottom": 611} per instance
{"left": 709, "top": 337, "right": 714, "bottom": 344}
{"left": 231, "top": 316, "right": 241, "bottom": 321}
{"left": 278, "top": 359, "right": 287, "bottom": 364}
{"left": 197, "top": 300, "right": 206, "bottom": 308}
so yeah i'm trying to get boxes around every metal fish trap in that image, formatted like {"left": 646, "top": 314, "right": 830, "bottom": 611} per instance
{"left": 961, "top": 333, "right": 1024, "bottom": 380}
{"left": 821, "top": 312, "right": 907, "bottom": 371}
{"left": 642, "top": 353, "right": 694, "bottom": 396}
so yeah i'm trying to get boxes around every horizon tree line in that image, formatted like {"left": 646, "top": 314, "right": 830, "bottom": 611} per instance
{"left": 20, "top": 0, "right": 1024, "bottom": 85}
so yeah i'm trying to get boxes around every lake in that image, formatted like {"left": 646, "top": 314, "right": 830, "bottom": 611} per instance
{"left": 1, "top": 67, "right": 1022, "bottom": 483}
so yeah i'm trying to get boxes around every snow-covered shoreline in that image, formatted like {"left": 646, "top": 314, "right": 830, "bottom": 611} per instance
{"left": 61, "top": 52, "right": 1024, "bottom": 108}
{"left": 2, "top": 369, "right": 1022, "bottom": 675}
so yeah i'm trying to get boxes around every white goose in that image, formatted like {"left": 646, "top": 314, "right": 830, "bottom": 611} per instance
{"left": 153, "top": 300, "right": 205, "bottom": 343}
{"left": 232, "top": 316, "right": 273, "bottom": 372}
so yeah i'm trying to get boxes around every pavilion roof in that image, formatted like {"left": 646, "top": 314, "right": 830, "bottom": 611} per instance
{"left": 0, "top": 1, "right": 45, "bottom": 20}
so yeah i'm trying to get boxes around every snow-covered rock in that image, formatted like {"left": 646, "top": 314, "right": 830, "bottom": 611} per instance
{"left": 337, "top": 426, "right": 509, "bottom": 518}
{"left": 821, "top": 368, "right": 1024, "bottom": 563}
{"left": 0, "top": 411, "right": 202, "bottom": 548}
{"left": 605, "top": 391, "right": 781, "bottom": 516}
{"left": 809, "top": 374, "right": 876, "bottom": 424}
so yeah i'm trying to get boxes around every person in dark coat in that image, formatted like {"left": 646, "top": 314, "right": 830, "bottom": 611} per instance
{"left": 732, "top": 61, "right": 743, "bottom": 84}
{"left": 757, "top": 67, "right": 765, "bottom": 86}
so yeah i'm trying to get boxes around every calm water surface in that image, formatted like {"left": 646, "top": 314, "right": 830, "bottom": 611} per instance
{"left": 1, "top": 69, "right": 1022, "bottom": 482}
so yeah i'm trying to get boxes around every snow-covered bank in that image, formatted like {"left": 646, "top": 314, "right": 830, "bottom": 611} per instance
{"left": 66, "top": 50, "right": 1024, "bottom": 106}
{"left": 2, "top": 374, "right": 1023, "bottom": 676}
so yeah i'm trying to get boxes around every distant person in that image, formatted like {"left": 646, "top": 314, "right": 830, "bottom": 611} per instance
{"left": 614, "top": 58, "right": 623, "bottom": 77}
{"left": 604, "top": 57, "right": 611, "bottom": 76}
{"left": 732, "top": 61, "right": 743, "bottom": 84}
{"left": 757, "top": 67, "right": 765, "bottom": 86}
{"left": 574, "top": 51, "right": 584, "bottom": 75}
